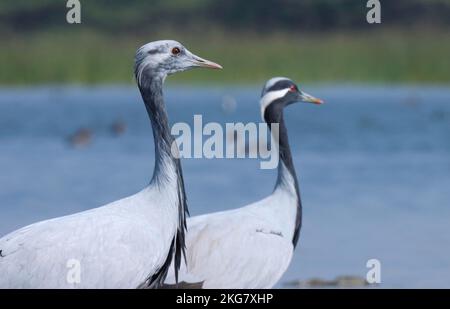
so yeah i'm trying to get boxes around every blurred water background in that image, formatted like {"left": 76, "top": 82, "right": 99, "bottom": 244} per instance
{"left": 0, "top": 85, "right": 449, "bottom": 287}
{"left": 1, "top": 0, "right": 450, "bottom": 288}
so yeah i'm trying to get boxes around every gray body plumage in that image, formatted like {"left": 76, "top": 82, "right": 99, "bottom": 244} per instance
{"left": 0, "top": 40, "right": 221, "bottom": 289}
{"left": 164, "top": 77, "right": 323, "bottom": 288}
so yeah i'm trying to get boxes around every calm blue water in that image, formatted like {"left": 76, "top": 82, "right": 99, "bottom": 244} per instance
{"left": 0, "top": 84, "right": 449, "bottom": 288}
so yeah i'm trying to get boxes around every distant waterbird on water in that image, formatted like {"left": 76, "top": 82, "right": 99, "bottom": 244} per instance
{"left": 67, "top": 127, "right": 93, "bottom": 148}
{"left": 111, "top": 120, "right": 127, "bottom": 137}
{"left": 163, "top": 77, "right": 323, "bottom": 288}
{"left": 0, "top": 40, "right": 222, "bottom": 288}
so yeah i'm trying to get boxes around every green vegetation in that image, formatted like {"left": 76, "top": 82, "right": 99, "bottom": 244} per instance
{"left": 0, "top": 0, "right": 449, "bottom": 85}
{"left": 1, "top": 30, "right": 449, "bottom": 85}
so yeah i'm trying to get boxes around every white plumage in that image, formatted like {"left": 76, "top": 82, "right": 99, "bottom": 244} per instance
{"left": 166, "top": 168, "right": 297, "bottom": 288}
{"left": 0, "top": 40, "right": 222, "bottom": 288}
{"left": 164, "top": 77, "right": 323, "bottom": 289}
{"left": 0, "top": 186, "right": 178, "bottom": 288}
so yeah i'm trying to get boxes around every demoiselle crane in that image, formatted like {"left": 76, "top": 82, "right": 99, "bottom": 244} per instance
{"left": 0, "top": 40, "right": 222, "bottom": 288}
{"left": 164, "top": 77, "right": 323, "bottom": 289}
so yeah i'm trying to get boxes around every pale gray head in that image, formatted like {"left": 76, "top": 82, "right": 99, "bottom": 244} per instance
{"left": 260, "top": 77, "right": 324, "bottom": 121}
{"left": 134, "top": 40, "right": 222, "bottom": 86}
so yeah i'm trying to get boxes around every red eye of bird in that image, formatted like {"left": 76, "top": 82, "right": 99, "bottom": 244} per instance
{"left": 172, "top": 47, "right": 181, "bottom": 55}
{"left": 289, "top": 85, "right": 297, "bottom": 92}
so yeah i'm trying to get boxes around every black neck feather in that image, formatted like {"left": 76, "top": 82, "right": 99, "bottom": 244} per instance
{"left": 137, "top": 72, "right": 188, "bottom": 288}
{"left": 264, "top": 102, "right": 303, "bottom": 248}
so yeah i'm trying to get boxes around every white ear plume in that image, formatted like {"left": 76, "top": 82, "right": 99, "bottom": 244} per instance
{"left": 260, "top": 88, "right": 290, "bottom": 121}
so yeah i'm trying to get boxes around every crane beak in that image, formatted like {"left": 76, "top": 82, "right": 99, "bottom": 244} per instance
{"left": 299, "top": 92, "right": 324, "bottom": 105}
{"left": 187, "top": 51, "right": 223, "bottom": 70}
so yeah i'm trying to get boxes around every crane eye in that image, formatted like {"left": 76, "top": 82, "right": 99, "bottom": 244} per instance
{"left": 171, "top": 47, "right": 181, "bottom": 55}
{"left": 289, "top": 85, "right": 297, "bottom": 92}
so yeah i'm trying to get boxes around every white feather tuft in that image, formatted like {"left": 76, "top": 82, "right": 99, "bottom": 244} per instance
{"left": 260, "top": 88, "right": 290, "bottom": 121}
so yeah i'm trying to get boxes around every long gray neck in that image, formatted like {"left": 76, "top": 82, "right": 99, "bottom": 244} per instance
{"left": 265, "top": 102, "right": 302, "bottom": 247}
{"left": 138, "top": 75, "right": 177, "bottom": 185}
{"left": 136, "top": 72, "right": 188, "bottom": 288}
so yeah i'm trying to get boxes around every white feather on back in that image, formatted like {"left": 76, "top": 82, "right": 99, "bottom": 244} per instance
{"left": 164, "top": 184, "right": 298, "bottom": 289}
{"left": 0, "top": 186, "right": 179, "bottom": 288}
